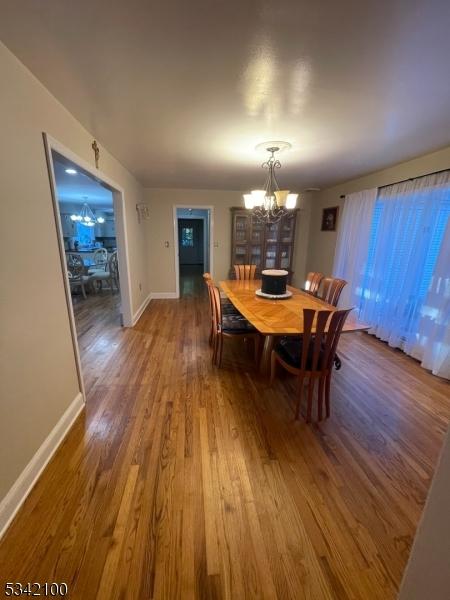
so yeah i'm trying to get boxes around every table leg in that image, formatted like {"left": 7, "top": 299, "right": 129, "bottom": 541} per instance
{"left": 260, "top": 335, "right": 276, "bottom": 375}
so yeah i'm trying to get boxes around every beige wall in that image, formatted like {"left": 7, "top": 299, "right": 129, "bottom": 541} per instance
{"left": 306, "top": 146, "right": 450, "bottom": 276}
{"left": 145, "top": 188, "right": 240, "bottom": 293}
{"left": 145, "top": 188, "right": 310, "bottom": 293}
{"left": 399, "top": 426, "right": 450, "bottom": 600}
{"left": 0, "top": 42, "right": 149, "bottom": 504}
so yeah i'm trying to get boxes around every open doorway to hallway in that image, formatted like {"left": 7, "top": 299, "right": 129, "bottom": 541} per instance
{"left": 176, "top": 207, "right": 211, "bottom": 297}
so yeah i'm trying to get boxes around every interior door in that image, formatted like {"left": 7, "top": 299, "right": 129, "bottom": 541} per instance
{"left": 178, "top": 219, "right": 204, "bottom": 265}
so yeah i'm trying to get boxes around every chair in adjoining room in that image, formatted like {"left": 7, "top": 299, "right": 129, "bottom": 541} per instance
{"left": 234, "top": 264, "right": 257, "bottom": 280}
{"left": 93, "top": 247, "right": 108, "bottom": 268}
{"left": 304, "top": 271, "right": 324, "bottom": 295}
{"left": 270, "top": 307, "right": 352, "bottom": 422}
{"left": 66, "top": 252, "right": 94, "bottom": 299}
{"left": 209, "top": 284, "right": 260, "bottom": 367}
{"left": 319, "top": 277, "right": 347, "bottom": 307}
{"left": 90, "top": 251, "right": 119, "bottom": 293}
{"left": 109, "top": 251, "right": 120, "bottom": 290}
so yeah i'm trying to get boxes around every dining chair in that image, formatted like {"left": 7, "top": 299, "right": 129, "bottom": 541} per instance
{"left": 319, "top": 277, "right": 347, "bottom": 307}
{"left": 203, "top": 274, "right": 242, "bottom": 346}
{"left": 210, "top": 284, "right": 261, "bottom": 367}
{"left": 90, "top": 251, "right": 119, "bottom": 293}
{"left": 270, "top": 308, "right": 352, "bottom": 422}
{"left": 234, "top": 264, "right": 257, "bottom": 280}
{"left": 304, "top": 272, "right": 324, "bottom": 296}
{"left": 204, "top": 276, "right": 216, "bottom": 346}
{"left": 66, "top": 252, "right": 94, "bottom": 299}
{"left": 109, "top": 251, "right": 120, "bottom": 290}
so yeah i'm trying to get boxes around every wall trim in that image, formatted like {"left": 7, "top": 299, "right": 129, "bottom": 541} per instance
{"left": 132, "top": 293, "right": 152, "bottom": 326}
{"left": 151, "top": 292, "right": 178, "bottom": 299}
{"left": 0, "top": 392, "right": 84, "bottom": 540}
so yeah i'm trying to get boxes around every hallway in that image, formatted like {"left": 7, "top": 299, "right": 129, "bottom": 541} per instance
{"left": 0, "top": 287, "right": 449, "bottom": 599}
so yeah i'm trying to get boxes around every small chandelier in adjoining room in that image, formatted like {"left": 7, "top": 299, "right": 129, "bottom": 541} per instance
{"left": 244, "top": 141, "right": 298, "bottom": 224}
{"left": 70, "top": 199, "right": 105, "bottom": 227}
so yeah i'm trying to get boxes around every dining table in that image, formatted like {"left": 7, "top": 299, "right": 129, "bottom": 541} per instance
{"left": 219, "top": 279, "right": 370, "bottom": 373}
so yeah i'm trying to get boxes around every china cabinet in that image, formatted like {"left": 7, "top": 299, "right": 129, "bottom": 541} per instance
{"left": 229, "top": 208, "right": 298, "bottom": 281}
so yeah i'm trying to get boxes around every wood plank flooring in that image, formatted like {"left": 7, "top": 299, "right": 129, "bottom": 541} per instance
{"left": 0, "top": 273, "right": 449, "bottom": 599}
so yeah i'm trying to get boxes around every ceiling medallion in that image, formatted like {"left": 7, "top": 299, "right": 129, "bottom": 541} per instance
{"left": 244, "top": 141, "right": 298, "bottom": 224}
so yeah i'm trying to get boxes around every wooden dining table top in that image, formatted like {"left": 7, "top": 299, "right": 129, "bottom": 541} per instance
{"left": 219, "top": 279, "right": 370, "bottom": 336}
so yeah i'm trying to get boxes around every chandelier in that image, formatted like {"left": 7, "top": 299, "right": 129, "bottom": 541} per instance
{"left": 243, "top": 142, "right": 298, "bottom": 224}
{"left": 70, "top": 200, "right": 105, "bottom": 227}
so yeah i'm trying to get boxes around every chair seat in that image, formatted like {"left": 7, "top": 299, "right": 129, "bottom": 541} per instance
{"left": 222, "top": 313, "right": 256, "bottom": 334}
{"left": 275, "top": 336, "right": 323, "bottom": 370}
{"left": 222, "top": 299, "right": 241, "bottom": 316}
{"left": 91, "top": 270, "right": 111, "bottom": 279}
{"left": 70, "top": 275, "right": 91, "bottom": 284}
{"left": 88, "top": 267, "right": 107, "bottom": 275}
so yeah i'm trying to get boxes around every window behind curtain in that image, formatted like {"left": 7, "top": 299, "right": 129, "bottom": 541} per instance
{"left": 358, "top": 172, "right": 450, "bottom": 347}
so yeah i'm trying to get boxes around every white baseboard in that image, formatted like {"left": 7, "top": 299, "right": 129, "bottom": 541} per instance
{"left": 0, "top": 392, "right": 84, "bottom": 540}
{"left": 132, "top": 293, "right": 152, "bottom": 325}
{"left": 151, "top": 292, "right": 178, "bottom": 299}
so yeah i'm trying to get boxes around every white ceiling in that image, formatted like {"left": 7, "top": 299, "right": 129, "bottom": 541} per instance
{"left": 53, "top": 155, "right": 113, "bottom": 209}
{"left": 2, "top": 0, "right": 450, "bottom": 190}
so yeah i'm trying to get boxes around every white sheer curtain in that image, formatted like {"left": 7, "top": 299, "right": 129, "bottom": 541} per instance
{"left": 358, "top": 171, "right": 450, "bottom": 378}
{"left": 407, "top": 217, "right": 450, "bottom": 377}
{"left": 332, "top": 188, "right": 377, "bottom": 309}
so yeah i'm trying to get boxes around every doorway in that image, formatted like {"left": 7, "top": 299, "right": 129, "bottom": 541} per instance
{"left": 43, "top": 134, "right": 133, "bottom": 400}
{"left": 174, "top": 206, "right": 213, "bottom": 298}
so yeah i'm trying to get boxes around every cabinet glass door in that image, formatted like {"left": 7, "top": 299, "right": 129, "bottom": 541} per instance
{"left": 280, "top": 244, "right": 292, "bottom": 269}
{"left": 234, "top": 245, "right": 247, "bottom": 265}
{"left": 264, "top": 244, "right": 277, "bottom": 269}
{"left": 250, "top": 216, "right": 264, "bottom": 244}
{"left": 281, "top": 217, "right": 295, "bottom": 243}
{"left": 250, "top": 244, "right": 263, "bottom": 269}
{"left": 234, "top": 215, "right": 249, "bottom": 243}
{"left": 265, "top": 222, "right": 280, "bottom": 243}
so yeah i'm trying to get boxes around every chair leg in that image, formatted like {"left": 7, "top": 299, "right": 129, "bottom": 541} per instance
{"left": 318, "top": 378, "right": 324, "bottom": 421}
{"left": 81, "top": 283, "right": 87, "bottom": 299}
{"left": 254, "top": 335, "right": 260, "bottom": 366}
{"left": 217, "top": 335, "right": 224, "bottom": 367}
{"left": 325, "top": 374, "right": 331, "bottom": 418}
{"left": 306, "top": 379, "right": 315, "bottom": 423}
{"left": 212, "top": 332, "right": 218, "bottom": 365}
{"left": 295, "top": 376, "right": 304, "bottom": 420}
{"left": 270, "top": 351, "right": 276, "bottom": 386}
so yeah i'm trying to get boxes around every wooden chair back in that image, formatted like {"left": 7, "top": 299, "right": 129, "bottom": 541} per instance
{"left": 319, "top": 277, "right": 347, "bottom": 307}
{"left": 234, "top": 264, "right": 257, "bottom": 281}
{"left": 210, "top": 284, "right": 222, "bottom": 330}
{"left": 304, "top": 272, "right": 324, "bottom": 295}
{"left": 301, "top": 308, "right": 352, "bottom": 373}
{"left": 203, "top": 272, "right": 212, "bottom": 281}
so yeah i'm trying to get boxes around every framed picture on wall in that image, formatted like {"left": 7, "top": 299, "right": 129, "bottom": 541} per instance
{"left": 321, "top": 206, "right": 339, "bottom": 231}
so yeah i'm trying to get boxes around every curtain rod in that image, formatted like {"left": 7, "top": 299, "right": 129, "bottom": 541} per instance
{"left": 339, "top": 166, "right": 450, "bottom": 198}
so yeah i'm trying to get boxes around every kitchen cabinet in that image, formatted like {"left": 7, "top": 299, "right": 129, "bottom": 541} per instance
{"left": 60, "top": 213, "right": 77, "bottom": 237}
{"left": 95, "top": 218, "right": 116, "bottom": 237}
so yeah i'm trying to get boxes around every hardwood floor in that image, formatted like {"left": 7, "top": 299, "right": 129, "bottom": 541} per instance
{"left": 71, "top": 289, "right": 122, "bottom": 390}
{"left": 0, "top": 273, "right": 449, "bottom": 599}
